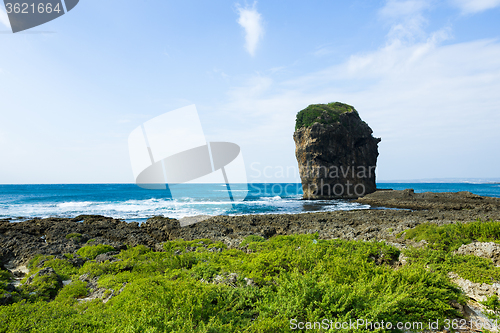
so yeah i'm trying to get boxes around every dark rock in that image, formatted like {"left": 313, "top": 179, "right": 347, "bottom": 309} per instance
{"left": 25, "top": 266, "right": 60, "bottom": 287}
{"left": 95, "top": 252, "right": 120, "bottom": 263}
{"left": 79, "top": 273, "right": 99, "bottom": 290}
{"left": 141, "top": 216, "right": 181, "bottom": 241}
{"left": 0, "top": 247, "right": 13, "bottom": 269}
{"left": 293, "top": 102, "right": 380, "bottom": 199}
{"left": 0, "top": 293, "right": 13, "bottom": 305}
{"left": 68, "top": 257, "right": 85, "bottom": 267}
{"left": 356, "top": 189, "right": 500, "bottom": 211}
{"left": 37, "top": 267, "right": 56, "bottom": 277}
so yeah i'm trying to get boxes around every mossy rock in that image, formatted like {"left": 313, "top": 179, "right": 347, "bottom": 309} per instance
{"left": 240, "top": 235, "right": 265, "bottom": 247}
{"left": 295, "top": 102, "right": 357, "bottom": 131}
{"left": 76, "top": 244, "right": 115, "bottom": 260}
{"left": 22, "top": 267, "right": 63, "bottom": 301}
{"left": 65, "top": 233, "right": 82, "bottom": 242}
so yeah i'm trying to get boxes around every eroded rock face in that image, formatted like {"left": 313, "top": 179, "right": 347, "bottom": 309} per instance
{"left": 448, "top": 272, "right": 500, "bottom": 303}
{"left": 456, "top": 242, "right": 500, "bottom": 266}
{"left": 293, "top": 103, "right": 381, "bottom": 199}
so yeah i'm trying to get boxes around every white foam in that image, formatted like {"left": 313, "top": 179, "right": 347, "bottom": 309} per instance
{"left": 57, "top": 201, "right": 93, "bottom": 208}
{"left": 1, "top": 194, "right": 368, "bottom": 221}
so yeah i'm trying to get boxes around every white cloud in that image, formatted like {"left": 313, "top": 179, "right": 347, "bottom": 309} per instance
{"left": 212, "top": 68, "right": 229, "bottom": 78}
{"left": 379, "top": 0, "right": 432, "bottom": 43}
{"left": 313, "top": 44, "right": 335, "bottom": 57}
{"left": 451, "top": 0, "right": 500, "bottom": 13}
{"left": 211, "top": 35, "right": 500, "bottom": 181}
{"left": 0, "top": 8, "right": 10, "bottom": 29}
{"left": 237, "top": 3, "right": 264, "bottom": 56}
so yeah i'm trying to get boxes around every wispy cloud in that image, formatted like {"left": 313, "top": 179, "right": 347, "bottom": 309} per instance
{"left": 212, "top": 67, "right": 229, "bottom": 78}
{"left": 379, "top": 0, "right": 432, "bottom": 43}
{"left": 313, "top": 44, "right": 335, "bottom": 57}
{"left": 237, "top": 3, "right": 264, "bottom": 56}
{"left": 214, "top": 34, "right": 500, "bottom": 180}
{"left": 0, "top": 8, "right": 10, "bottom": 29}
{"left": 450, "top": 0, "right": 500, "bottom": 14}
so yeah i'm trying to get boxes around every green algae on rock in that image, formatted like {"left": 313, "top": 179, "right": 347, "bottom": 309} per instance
{"left": 295, "top": 102, "right": 357, "bottom": 131}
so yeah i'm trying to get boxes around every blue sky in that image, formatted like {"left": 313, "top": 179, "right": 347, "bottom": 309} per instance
{"left": 0, "top": 0, "right": 499, "bottom": 184}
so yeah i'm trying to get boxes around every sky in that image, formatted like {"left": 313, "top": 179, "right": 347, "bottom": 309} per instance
{"left": 0, "top": 0, "right": 499, "bottom": 184}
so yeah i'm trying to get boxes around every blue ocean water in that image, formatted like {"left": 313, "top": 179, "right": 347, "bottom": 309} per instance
{"left": 0, "top": 183, "right": 499, "bottom": 222}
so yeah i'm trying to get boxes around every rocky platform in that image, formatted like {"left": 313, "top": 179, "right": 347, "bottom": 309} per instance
{"left": 357, "top": 188, "right": 500, "bottom": 210}
{"left": 1, "top": 189, "right": 499, "bottom": 269}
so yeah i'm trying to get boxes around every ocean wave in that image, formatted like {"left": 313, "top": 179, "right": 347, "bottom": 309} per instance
{"left": 0, "top": 183, "right": 372, "bottom": 222}
{"left": 214, "top": 190, "right": 249, "bottom": 192}
{"left": 57, "top": 201, "right": 93, "bottom": 208}
{"left": 0, "top": 195, "right": 366, "bottom": 221}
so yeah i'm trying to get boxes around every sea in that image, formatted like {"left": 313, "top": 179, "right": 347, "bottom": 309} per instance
{"left": 0, "top": 183, "right": 499, "bottom": 223}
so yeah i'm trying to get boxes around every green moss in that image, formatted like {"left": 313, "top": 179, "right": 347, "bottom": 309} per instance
{"left": 0, "top": 270, "right": 12, "bottom": 298}
{"left": 402, "top": 219, "right": 500, "bottom": 285}
{"left": 27, "top": 254, "right": 53, "bottom": 271}
{"left": 162, "top": 238, "right": 212, "bottom": 254}
{"left": 21, "top": 271, "right": 62, "bottom": 302}
{"left": 76, "top": 244, "right": 115, "bottom": 260}
{"left": 207, "top": 241, "right": 227, "bottom": 250}
{"left": 0, "top": 270, "right": 11, "bottom": 285}
{"left": 54, "top": 280, "right": 88, "bottom": 304}
{"left": 404, "top": 219, "right": 500, "bottom": 251}
{"left": 40, "top": 259, "right": 78, "bottom": 281}
{"left": 0, "top": 235, "right": 470, "bottom": 332}
{"left": 240, "top": 235, "right": 266, "bottom": 247}
{"left": 118, "top": 244, "right": 150, "bottom": 259}
{"left": 482, "top": 295, "right": 500, "bottom": 321}
{"left": 404, "top": 247, "right": 500, "bottom": 284}
{"left": 65, "top": 233, "right": 82, "bottom": 241}
{"left": 295, "top": 102, "right": 357, "bottom": 131}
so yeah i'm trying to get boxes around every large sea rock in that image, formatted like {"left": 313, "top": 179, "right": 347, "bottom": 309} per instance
{"left": 293, "top": 102, "right": 381, "bottom": 199}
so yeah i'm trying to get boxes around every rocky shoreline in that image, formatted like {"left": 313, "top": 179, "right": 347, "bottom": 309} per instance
{"left": 1, "top": 189, "right": 499, "bottom": 269}
{"left": 2, "top": 189, "right": 500, "bottom": 331}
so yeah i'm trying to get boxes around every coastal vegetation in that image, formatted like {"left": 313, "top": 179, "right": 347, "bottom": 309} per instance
{"left": 1, "top": 219, "right": 500, "bottom": 332}
{"left": 401, "top": 218, "right": 500, "bottom": 251}
{"left": 294, "top": 102, "right": 357, "bottom": 131}
{"left": 401, "top": 219, "right": 500, "bottom": 284}
{"left": 0, "top": 235, "right": 461, "bottom": 332}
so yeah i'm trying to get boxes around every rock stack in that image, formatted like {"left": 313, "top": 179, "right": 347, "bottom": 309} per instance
{"left": 293, "top": 102, "right": 381, "bottom": 199}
